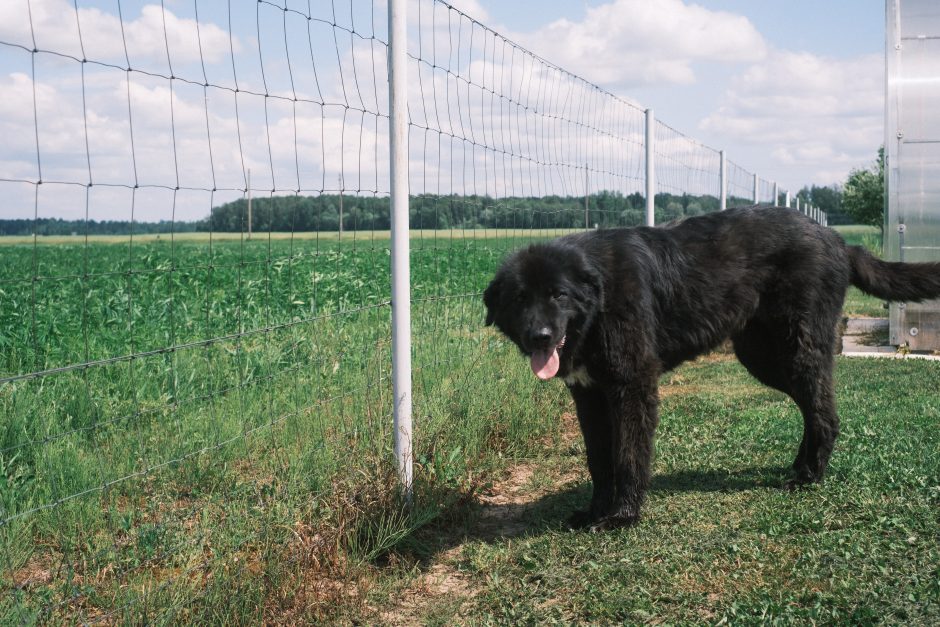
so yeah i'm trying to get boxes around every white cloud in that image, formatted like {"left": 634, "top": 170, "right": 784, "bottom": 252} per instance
{"left": 443, "top": 0, "right": 491, "bottom": 23}
{"left": 700, "top": 50, "right": 883, "bottom": 186}
{"left": 514, "top": 0, "right": 767, "bottom": 88}
{"left": 0, "top": 0, "right": 237, "bottom": 70}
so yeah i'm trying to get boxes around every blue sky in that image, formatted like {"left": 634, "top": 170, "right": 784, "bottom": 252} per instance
{"left": 457, "top": 0, "right": 886, "bottom": 192}
{"left": 0, "top": 0, "right": 886, "bottom": 221}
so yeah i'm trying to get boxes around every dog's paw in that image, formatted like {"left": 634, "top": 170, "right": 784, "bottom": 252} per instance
{"left": 566, "top": 509, "right": 594, "bottom": 530}
{"left": 781, "top": 475, "right": 821, "bottom": 491}
{"left": 781, "top": 478, "right": 803, "bottom": 491}
{"left": 568, "top": 509, "right": 638, "bottom": 532}
{"left": 586, "top": 514, "right": 639, "bottom": 533}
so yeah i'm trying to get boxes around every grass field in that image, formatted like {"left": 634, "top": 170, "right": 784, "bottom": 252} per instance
{"left": 0, "top": 230, "right": 562, "bottom": 622}
{"left": 3, "top": 222, "right": 936, "bottom": 624}
{"left": 377, "top": 354, "right": 940, "bottom": 624}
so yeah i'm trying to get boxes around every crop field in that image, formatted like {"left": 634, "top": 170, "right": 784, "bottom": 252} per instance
{"left": 1, "top": 225, "right": 938, "bottom": 624}
{"left": 0, "top": 231, "right": 563, "bottom": 622}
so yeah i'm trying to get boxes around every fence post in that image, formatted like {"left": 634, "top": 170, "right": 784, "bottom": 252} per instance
{"left": 584, "top": 163, "right": 589, "bottom": 229}
{"left": 752, "top": 173, "right": 759, "bottom": 205}
{"left": 719, "top": 150, "right": 727, "bottom": 211}
{"left": 785, "top": 190, "right": 791, "bottom": 208}
{"left": 388, "top": 0, "right": 413, "bottom": 502}
{"left": 796, "top": 197, "right": 801, "bottom": 213}
{"left": 772, "top": 181, "right": 778, "bottom": 206}
{"left": 645, "top": 108, "right": 655, "bottom": 226}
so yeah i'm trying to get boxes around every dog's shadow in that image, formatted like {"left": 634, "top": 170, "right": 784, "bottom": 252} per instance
{"left": 650, "top": 464, "right": 788, "bottom": 495}
{"left": 409, "top": 464, "right": 788, "bottom": 562}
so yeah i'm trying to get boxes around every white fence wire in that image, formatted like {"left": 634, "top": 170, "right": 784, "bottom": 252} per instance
{"left": 0, "top": 0, "right": 824, "bottom": 620}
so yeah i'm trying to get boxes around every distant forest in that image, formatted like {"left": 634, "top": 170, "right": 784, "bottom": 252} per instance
{"left": 0, "top": 186, "right": 850, "bottom": 236}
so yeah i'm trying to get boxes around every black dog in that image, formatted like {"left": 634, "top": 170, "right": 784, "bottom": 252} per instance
{"left": 483, "top": 206, "right": 940, "bottom": 531}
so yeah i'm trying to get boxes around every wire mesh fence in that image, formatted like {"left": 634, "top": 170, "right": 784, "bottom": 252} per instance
{"left": 726, "top": 159, "right": 758, "bottom": 207}
{"left": 654, "top": 121, "right": 721, "bottom": 222}
{"left": 1, "top": 0, "right": 812, "bottom": 620}
{"left": 758, "top": 177, "right": 777, "bottom": 205}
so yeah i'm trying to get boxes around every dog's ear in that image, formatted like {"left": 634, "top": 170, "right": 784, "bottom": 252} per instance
{"left": 483, "top": 276, "right": 502, "bottom": 326}
{"left": 577, "top": 259, "right": 604, "bottom": 312}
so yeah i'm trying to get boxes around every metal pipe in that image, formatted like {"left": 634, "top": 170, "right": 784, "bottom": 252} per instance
{"left": 645, "top": 108, "right": 655, "bottom": 226}
{"left": 719, "top": 150, "right": 727, "bottom": 211}
{"left": 388, "top": 0, "right": 412, "bottom": 502}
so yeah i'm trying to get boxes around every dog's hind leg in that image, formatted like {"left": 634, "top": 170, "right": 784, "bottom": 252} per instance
{"left": 733, "top": 316, "right": 840, "bottom": 488}
{"left": 785, "top": 339, "right": 840, "bottom": 488}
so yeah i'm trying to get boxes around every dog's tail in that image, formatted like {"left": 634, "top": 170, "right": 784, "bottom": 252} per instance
{"left": 848, "top": 245, "right": 940, "bottom": 302}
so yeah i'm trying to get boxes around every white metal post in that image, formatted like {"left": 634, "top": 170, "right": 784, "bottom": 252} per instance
{"left": 247, "top": 168, "right": 252, "bottom": 240}
{"left": 772, "top": 181, "right": 778, "bottom": 207}
{"left": 752, "top": 173, "right": 759, "bottom": 205}
{"left": 388, "top": 0, "right": 413, "bottom": 502}
{"left": 796, "top": 197, "right": 801, "bottom": 213}
{"left": 719, "top": 150, "right": 727, "bottom": 211}
{"left": 645, "top": 108, "right": 655, "bottom": 226}
{"left": 584, "top": 163, "right": 589, "bottom": 229}
{"left": 785, "top": 190, "right": 791, "bottom": 208}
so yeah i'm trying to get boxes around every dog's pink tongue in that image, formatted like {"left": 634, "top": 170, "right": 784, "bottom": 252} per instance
{"left": 530, "top": 347, "right": 560, "bottom": 380}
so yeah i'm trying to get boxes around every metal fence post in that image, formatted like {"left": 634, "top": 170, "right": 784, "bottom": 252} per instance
{"left": 772, "top": 181, "right": 779, "bottom": 206}
{"left": 752, "top": 173, "right": 759, "bottom": 205}
{"left": 645, "top": 109, "right": 655, "bottom": 226}
{"left": 388, "top": 0, "right": 413, "bottom": 502}
{"left": 719, "top": 150, "right": 727, "bottom": 211}
{"left": 785, "top": 190, "right": 791, "bottom": 208}
{"left": 584, "top": 163, "right": 590, "bottom": 229}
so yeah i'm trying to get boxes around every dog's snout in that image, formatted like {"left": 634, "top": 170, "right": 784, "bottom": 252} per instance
{"left": 529, "top": 326, "right": 553, "bottom": 348}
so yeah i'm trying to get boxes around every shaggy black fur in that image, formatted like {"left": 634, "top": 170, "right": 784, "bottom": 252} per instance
{"left": 483, "top": 206, "right": 940, "bottom": 531}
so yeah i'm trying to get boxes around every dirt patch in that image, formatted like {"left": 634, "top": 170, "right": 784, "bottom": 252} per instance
{"left": 7, "top": 554, "right": 54, "bottom": 589}
{"left": 382, "top": 419, "right": 586, "bottom": 625}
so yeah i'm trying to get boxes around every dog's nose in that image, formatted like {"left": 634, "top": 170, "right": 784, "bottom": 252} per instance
{"left": 529, "top": 326, "right": 553, "bottom": 348}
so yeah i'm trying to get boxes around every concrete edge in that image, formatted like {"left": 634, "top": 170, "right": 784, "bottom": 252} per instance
{"left": 841, "top": 350, "right": 940, "bottom": 361}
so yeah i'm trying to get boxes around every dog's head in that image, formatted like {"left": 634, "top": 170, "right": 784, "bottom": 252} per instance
{"left": 483, "top": 241, "right": 603, "bottom": 380}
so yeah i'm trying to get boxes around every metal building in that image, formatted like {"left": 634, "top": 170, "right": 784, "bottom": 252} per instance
{"left": 885, "top": 0, "right": 940, "bottom": 350}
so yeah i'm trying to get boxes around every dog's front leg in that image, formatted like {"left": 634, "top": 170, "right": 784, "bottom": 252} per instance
{"left": 592, "top": 376, "right": 659, "bottom": 531}
{"left": 567, "top": 386, "right": 615, "bottom": 529}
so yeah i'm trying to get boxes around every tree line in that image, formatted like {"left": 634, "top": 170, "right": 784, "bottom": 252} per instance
{"left": 2, "top": 191, "right": 727, "bottom": 235}
{"left": 2, "top": 158, "right": 882, "bottom": 237}
{"left": 0, "top": 218, "right": 203, "bottom": 237}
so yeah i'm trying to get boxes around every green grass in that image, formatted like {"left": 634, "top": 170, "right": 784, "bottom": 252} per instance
{"left": 378, "top": 355, "right": 940, "bottom": 624}
{"left": 0, "top": 233, "right": 566, "bottom": 622}
{"left": 2, "top": 223, "right": 935, "bottom": 623}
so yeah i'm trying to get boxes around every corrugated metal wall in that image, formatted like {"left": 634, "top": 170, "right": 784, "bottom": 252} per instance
{"left": 886, "top": 0, "right": 940, "bottom": 350}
